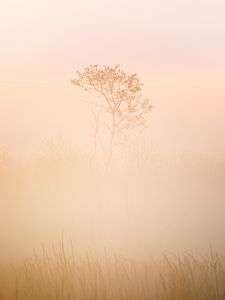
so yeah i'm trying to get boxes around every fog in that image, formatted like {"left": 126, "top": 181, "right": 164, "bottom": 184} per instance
{"left": 1, "top": 145, "right": 225, "bottom": 264}
{"left": 0, "top": 2, "right": 225, "bottom": 298}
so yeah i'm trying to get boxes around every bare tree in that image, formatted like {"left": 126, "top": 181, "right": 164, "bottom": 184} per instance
{"left": 71, "top": 65, "right": 152, "bottom": 165}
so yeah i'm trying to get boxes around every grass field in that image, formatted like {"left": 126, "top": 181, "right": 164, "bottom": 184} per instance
{"left": 0, "top": 242, "right": 225, "bottom": 300}
{"left": 1, "top": 148, "right": 225, "bottom": 299}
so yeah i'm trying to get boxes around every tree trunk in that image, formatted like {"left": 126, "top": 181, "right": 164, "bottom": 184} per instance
{"left": 107, "top": 113, "right": 115, "bottom": 167}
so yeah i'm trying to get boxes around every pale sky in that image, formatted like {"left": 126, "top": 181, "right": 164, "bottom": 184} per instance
{"left": 0, "top": 0, "right": 225, "bottom": 157}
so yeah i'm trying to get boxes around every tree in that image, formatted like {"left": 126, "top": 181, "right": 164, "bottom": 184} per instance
{"left": 71, "top": 65, "right": 152, "bottom": 165}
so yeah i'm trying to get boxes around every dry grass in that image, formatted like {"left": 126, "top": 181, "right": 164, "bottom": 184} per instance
{"left": 1, "top": 148, "right": 225, "bottom": 299}
{"left": 0, "top": 242, "right": 225, "bottom": 300}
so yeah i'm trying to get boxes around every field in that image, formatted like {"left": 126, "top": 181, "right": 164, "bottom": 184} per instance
{"left": 1, "top": 147, "right": 225, "bottom": 299}
{"left": 0, "top": 242, "right": 225, "bottom": 299}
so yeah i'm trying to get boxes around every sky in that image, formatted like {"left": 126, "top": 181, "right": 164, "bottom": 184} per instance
{"left": 0, "top": 0, "right": 225, "bottom": 157}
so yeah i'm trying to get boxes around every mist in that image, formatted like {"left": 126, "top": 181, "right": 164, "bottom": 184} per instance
{"left": 1, "top": 142, "right": 225, "bottom": 262}
{"left": 1, "top": 0, "right": 225, "bottom": 298}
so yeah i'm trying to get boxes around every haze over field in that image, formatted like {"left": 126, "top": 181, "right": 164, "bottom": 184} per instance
{"left": 0, "top": 1, "right": 225, "bottom": 299}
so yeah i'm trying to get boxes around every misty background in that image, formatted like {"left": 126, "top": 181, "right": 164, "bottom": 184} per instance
{"left": 0, "top": 0, "right": 225, "bottom": 157}
{"left": 0, "top": 0, "right": 225, "bottom": 264}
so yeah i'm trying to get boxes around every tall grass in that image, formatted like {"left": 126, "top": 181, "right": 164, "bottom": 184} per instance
{"left": 1, "top": 147, "right": 225, "bottom": 299}
{"left": 0, "top": 242, "right": 225, "bottom": 299}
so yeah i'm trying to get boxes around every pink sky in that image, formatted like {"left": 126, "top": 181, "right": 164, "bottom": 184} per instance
{"left": 0, "top": 0, "right": 225, "bottom": 157}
